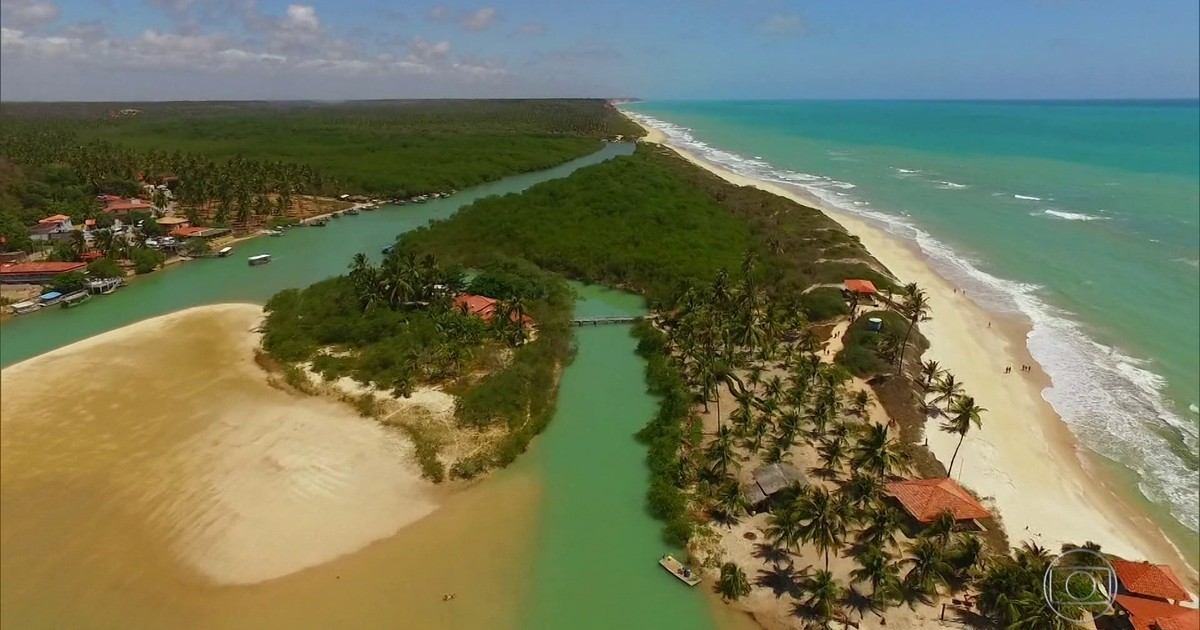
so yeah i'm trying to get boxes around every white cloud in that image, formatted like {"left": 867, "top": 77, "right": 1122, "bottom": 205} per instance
{"left": 1, "top": 0, "right": 60, "bottom": 29}
{"left": 266, "top": 4, "right": 325, "bottom": 54}
{"left": 514, "top": 22, "right": 544, "bottom": 36}
{"left": 759, "top": 13, "right": 805, "bottom": 36}
{"left": 461, "top": 7, "right": 496, "bottom": 31}
{"left": 427, "top": 5, "right": 450, "bottom": 22}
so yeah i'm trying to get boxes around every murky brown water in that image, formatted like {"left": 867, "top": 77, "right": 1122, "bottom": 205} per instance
{"left": 1, "top": 305, "right": 541, "bottom": 630}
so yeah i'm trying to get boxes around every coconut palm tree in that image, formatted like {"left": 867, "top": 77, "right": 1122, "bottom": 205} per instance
{"left": 849, "top": 390, "right": 872, "bottom": 418}
{"left": 765, "top": 502, "right": 803, "bottom": 554}
{"left": 801, "top": 570, "right": 845, "bottom": 626}
{"left": 849, "top": 544, "right": 902, "bottom": 605}
{"left": 922, "top": 510, "right": 957, "bottom": 546}
{"left": 856, "top": 506, "right": 904, "bottom": 550}
{"left": 842, "top": 471, "right": 885, "bottom": 511}
{"left": 851, "top": 424, "right": 909, "bottom": 478}
{"left": 941, "top": 396, "right": 986, "bottom": 477}
{"left": 901, "top": 536, "right": 953, "bottom": 598}
{"left": 705, "top": 425, "right": 738, "bottom": 476}
{"left": 717, "top": 562, "right": 752, "bottom": 601}
{"left": 796, "top": 488, "right": 851, "bottom": 571}
{"left": 897, "top": 285, "right": 931, "bottom": 368}
{"left": 817, "top": 437, "right": 848, "bottom": 480}
{"left": 920, "top": 360, "right": 944, "bottom": 389}
{"left": 931, "top": 373, "right": 965, "bottom": 409}
{"left": 715, "top": 481, "right": 749, "bottom": 526}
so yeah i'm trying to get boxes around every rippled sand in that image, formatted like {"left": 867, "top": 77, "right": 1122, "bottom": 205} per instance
{"left": 1, "top": 304, "right": 540, "bottom": 629}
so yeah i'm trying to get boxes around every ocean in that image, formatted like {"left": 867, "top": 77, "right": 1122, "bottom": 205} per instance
{"left": 622, "top": 100, "right": 1200, "bottom": 539}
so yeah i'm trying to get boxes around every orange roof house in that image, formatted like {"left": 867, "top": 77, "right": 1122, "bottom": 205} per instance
{"left": 452, "top": 294, "right": 534, "bottom": 327}
{"left": 0, "top": 261, "right": 87, "bottom": 284}
{"left": 1114, "top": 595, "right": 1200, "bottom": 630}
{"left": 38, "top": 214, "right": 72, "bottom": 225}
{"left": 102, "top": 200, "right": 153, "bottom": 215}
{"left": 885, "top": 478, "right": 992, "bottom": 523}
{"left": 1112, "top": 559, "right": 1192, "bottom": 603}
{"left": 844, "top": 279, "right": 879, "bottom": 295}
{"left": 170, "top": 226, "right": 207, "bottom": 238}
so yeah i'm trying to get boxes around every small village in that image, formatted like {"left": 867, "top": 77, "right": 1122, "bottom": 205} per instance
{"left": 0, "top": 177, "right": 461, "bottom": 319}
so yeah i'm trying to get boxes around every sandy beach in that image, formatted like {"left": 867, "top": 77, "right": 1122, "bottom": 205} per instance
{"left": 1, "top": 304, "right": 439, "bottom": 585}
{"left": 631, "top": 120, "right": 1198, "bottom": 590}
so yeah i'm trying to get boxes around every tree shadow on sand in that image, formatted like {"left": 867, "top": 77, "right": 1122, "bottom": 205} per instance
{"left": 753, "top": 541, "right": 791, "bottom": 565}
{"left": 842, "top": 585, "right": 888, "bottom": 624}
{"left": 755, "top": 561, "right": 808, "bottom": 599}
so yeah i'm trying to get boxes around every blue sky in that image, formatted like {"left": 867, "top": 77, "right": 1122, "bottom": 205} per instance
{"left": 2, "top": 0, "right": 1198, "bottom": 100}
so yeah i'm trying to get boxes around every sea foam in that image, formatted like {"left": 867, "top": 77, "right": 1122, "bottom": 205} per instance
{"left": 1041, "top": 209, "right": 1109, "bottom": 222}
{"left": 623, "top": 110, "right": 1200, "bottom": 533}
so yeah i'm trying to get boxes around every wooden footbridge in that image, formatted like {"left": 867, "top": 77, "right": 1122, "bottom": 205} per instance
{"left": 571, "top": 316, "right": 638, "bottom": 326}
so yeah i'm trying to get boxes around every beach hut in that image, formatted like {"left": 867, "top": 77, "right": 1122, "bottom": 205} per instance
{"left": 885, "top": 477, "right": 992, "bottom": 532}
{"left": 742, "top": 463, "right": 808, "bottom": 513}
{"left": 844, "top": 279, "right": 879, "bottom": 297}
{"left": 1110, "top": 559, "right": 1192, "bottom": 604}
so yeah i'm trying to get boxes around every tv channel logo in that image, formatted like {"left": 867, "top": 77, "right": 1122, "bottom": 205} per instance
{"left": 1043, "top": 549, "right": 1117, "bottom": 623}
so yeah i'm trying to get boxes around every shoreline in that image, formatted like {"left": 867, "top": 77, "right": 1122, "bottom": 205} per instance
{"left": 626, "top": 117, "right": 1199, "bottom": 589}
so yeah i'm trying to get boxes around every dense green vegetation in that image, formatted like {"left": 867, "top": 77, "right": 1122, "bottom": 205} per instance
{"left": 403, "top": 144, "right": 892, "bottom": 310}
{"left": 261, "top": 248, "right": 574, "bottom": 480}
{"left": 0, "top": 99, "right": 640, "bottom": 252}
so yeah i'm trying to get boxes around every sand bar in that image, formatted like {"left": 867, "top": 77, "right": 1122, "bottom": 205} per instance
{"left": 630, "top": 119, "right": 1198, "bottom": 588}
{"left": 1, "top": 303, "right": 439, "bottom": 586}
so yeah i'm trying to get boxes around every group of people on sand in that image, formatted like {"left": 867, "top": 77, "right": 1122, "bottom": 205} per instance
{"left": 1004, "top": 364, "right": 1032, "bottom": 374}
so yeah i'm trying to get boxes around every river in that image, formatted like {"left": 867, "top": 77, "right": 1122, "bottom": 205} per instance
{"left": 0, "top": 143, "right": 753, "bottom": 630}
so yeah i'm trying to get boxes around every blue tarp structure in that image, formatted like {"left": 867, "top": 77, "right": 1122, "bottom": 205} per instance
{"left": 39, "top": 291, "right": 63, "bottom": 301}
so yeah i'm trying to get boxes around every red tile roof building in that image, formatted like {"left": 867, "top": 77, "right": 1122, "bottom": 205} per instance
{"left": 0, "top": 261, "right": 87, "bottom": 284}
{"left": 844, "top": 279, "right": 879, "bottom": 295}
{"left": 1112, "top": 559, "right": 1192, "bottom": 603}
{"left": 452, "top": 294, "right": 534, "bottom": 327}
{"left": 102, "top": 199, "right": 153, "bottom": 215}
{"left": 1115, "top": 595, "right": 1200, "bottom": 630}
{"left": 38, "top": 214, "right": 72, "bottom": 225}
{"left": 885, "top": 477, "right": 992, "bottom": 523}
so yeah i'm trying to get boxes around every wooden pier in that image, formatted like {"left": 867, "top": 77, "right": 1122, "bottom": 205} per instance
{"left": 571, "top": 316, "right": 638, "bottom": 326}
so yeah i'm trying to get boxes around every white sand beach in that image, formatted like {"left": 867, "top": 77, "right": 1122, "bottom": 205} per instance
{"left": 631, "top": 121, "right": 1198, "bottom": 589}
{"left": 1, "top": 304, "right": 439, "bottom": 586}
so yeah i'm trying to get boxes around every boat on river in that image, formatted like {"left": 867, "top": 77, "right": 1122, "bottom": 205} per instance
{"left": 217, "top": 246, "right": 233, "bottom": 257}
{"left": 263, "top": 228, "right": 284, "bottom": 237}
{"left": 248, "top": 254, "right": 272, "bottom": 266}
{"left": 87, "top": 277, "right": 123, "bottom": 294}
{"left": 60, "top": 290, "right": 91, "bottom": 309}
{"left": 9, "top": 300, "right": 41, "bottom": 315}
{"left": 346, "top": 207, "right": 360, "bottom": 215}
{"left": 311, "top": 219, "right": 328, "bottom": 227}
{"left": 659, "top": 555, "right": 700, "bottom": 586}
{"left": 382, "top": 245, "right": 394, "bottom": 255}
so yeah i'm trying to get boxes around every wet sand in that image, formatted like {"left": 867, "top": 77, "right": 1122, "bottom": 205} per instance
{"left": 0, "top": 304, "right": 542, "bottom": 629}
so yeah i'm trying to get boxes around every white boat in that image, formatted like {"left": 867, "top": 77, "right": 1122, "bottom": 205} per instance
{"left": 218, "top": 246, "right": 233, "bottom": 257}
{"left": 262, "top": 228, "right": 283, "bottom": 237}
{"left": 9, "top": 300, "right": 41, "bottom": 315}
{"left": 248, "top": 254, "right": 272, "bottom": 266}
{"left": 87, "top": 277, "right": 124, "bottom": 294}
{"left": 659, "top": 555, "right": 701, "bottom": 586}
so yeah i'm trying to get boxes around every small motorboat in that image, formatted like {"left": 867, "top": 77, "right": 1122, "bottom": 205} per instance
{"left": 382, "top": 245, "right": 394, "bottom": 255}
{"left": 218, "top": 246, "right": 233, "bottom": 257}
{"left": 60, "top": 290, "right": 91, "bottom": 309}
{"left": 248, "top": 254, "right": 272, "bottom": 266}
{"left": 346, "top": 208, "right": 360, "bottom": 215}
{"left": 659, "top": 555, "right": 700, "bottom": 586}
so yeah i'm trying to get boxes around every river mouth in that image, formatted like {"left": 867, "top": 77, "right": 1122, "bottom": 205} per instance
{"left": 1, "top": 304, "right": 542, "bottom": 629}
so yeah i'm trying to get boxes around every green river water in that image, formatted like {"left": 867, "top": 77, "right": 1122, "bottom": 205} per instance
{"left": 0, "top": 143, "right": 729, "bottom": 630}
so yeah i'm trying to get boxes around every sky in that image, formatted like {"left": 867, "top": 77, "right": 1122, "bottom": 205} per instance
{"left": 1, "top": 0, "right": 1198, "bottom": 101}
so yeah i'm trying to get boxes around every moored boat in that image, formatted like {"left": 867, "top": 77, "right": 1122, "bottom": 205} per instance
{"left": 346, "top": 207, "right": 360, "bottom": 215}
{"left": 248, "top": 254, "right": 272, "bottom": 266}
{"left": 9, "top": 300, "right": 41, "bottom": 315}
{"left": 38, "top": 291, "right": 64, "bottom": 306}
{"left": 659, "top": 555, "right": 700, "bottom": 586}
{"left": 87, "top": 277, "right": 123, "bottom": 294}
{"left": 311, "top": 219, "right": 328, "bottom": 227}
{"left": 218, "top": 246, "right": 233, "bottom": 257}
{"left": 382, "top": 245, "right": 394, "bottom": 255}
{"left": 60, "top": 290, "right": 91, "bottom": 309}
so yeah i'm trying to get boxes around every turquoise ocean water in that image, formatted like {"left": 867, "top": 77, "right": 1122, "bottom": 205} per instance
{"left": 623, "top": 100, "right": 1199, "bottom": 538}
